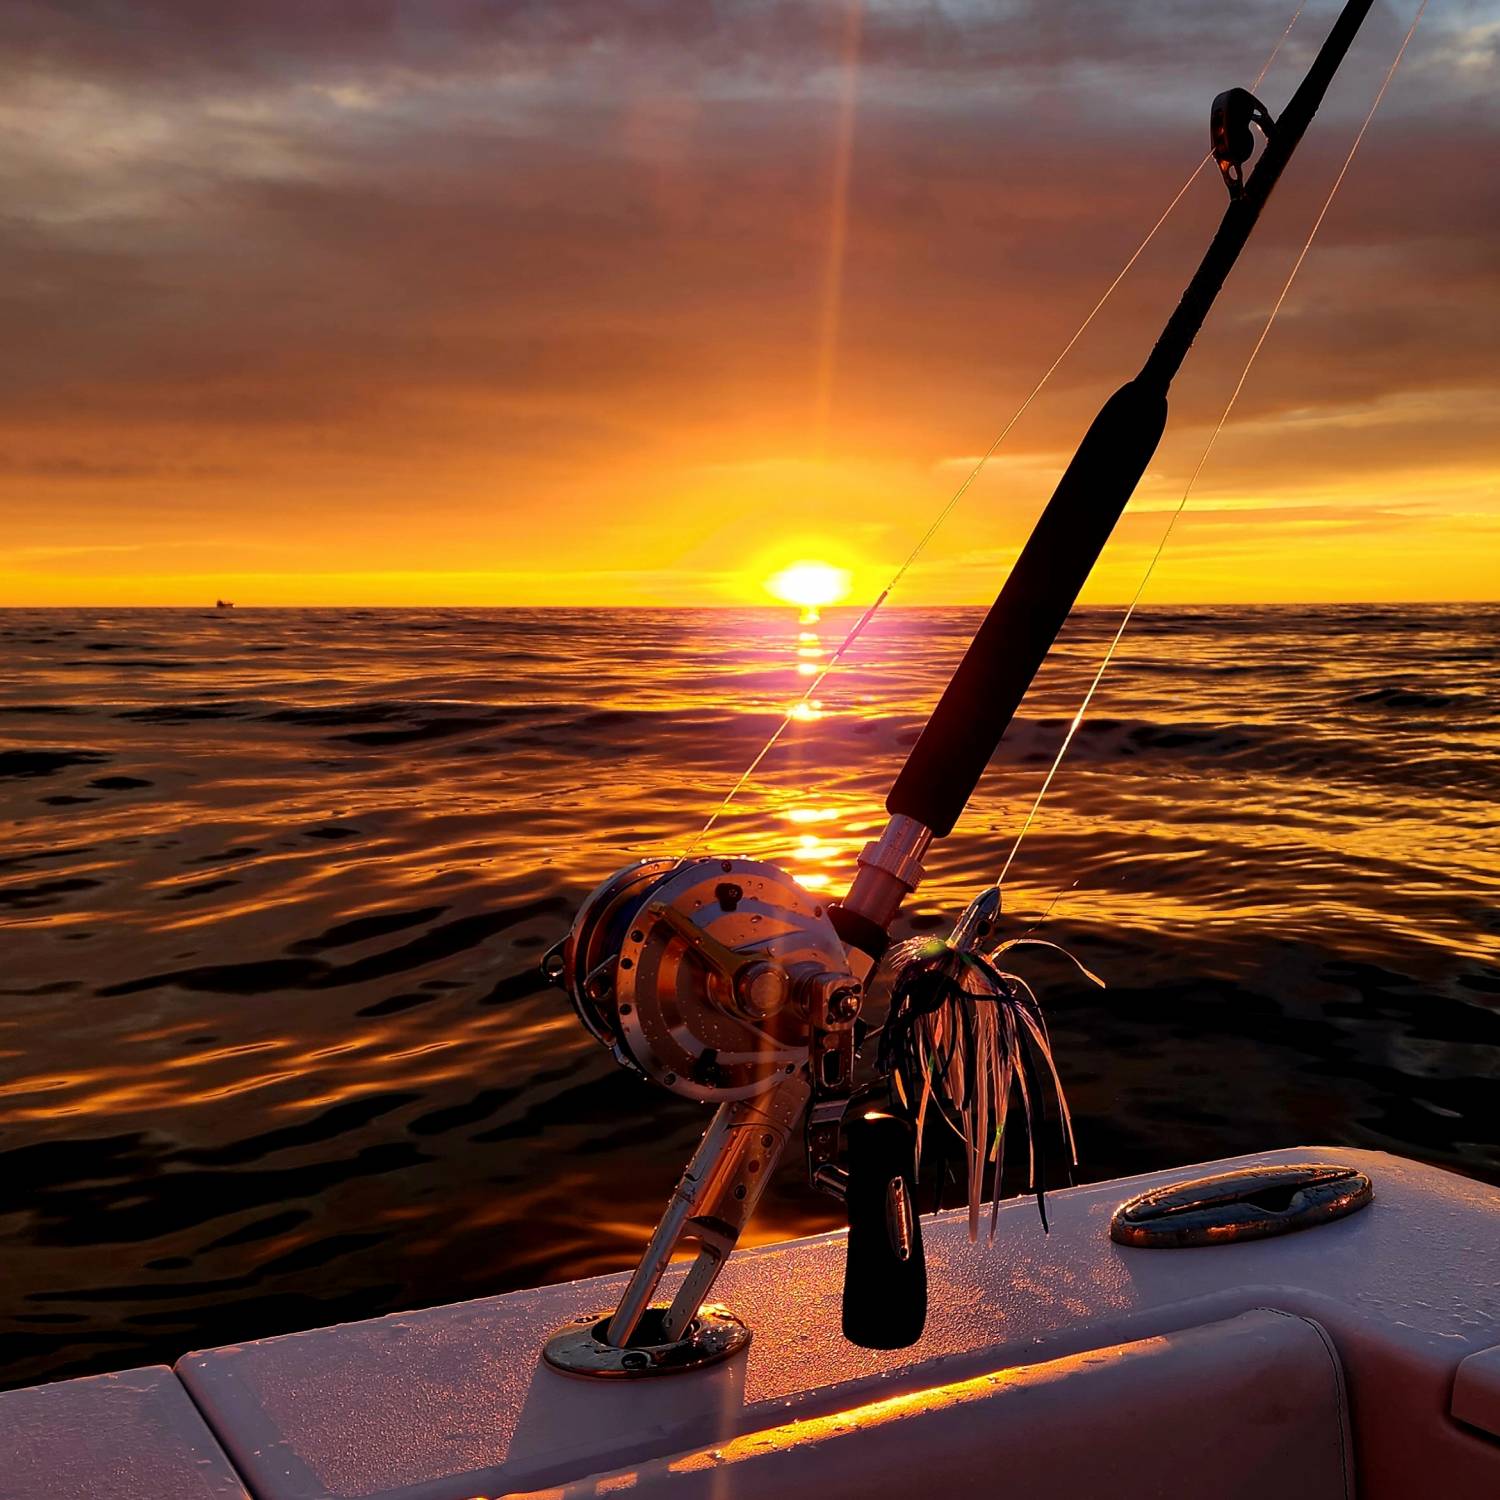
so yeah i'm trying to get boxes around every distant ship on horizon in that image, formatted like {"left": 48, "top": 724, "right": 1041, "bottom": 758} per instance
{"left": 215, "top": 599, "right": 234, "bottom": 609}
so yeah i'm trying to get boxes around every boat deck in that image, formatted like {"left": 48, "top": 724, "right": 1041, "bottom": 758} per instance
{"left": 5, "top": 1146, "right": 1499, "bottom": 1498}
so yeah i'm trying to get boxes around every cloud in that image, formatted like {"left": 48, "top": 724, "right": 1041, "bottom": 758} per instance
{"left": 0, "top": 0, "right": 1495, "bottom": 602}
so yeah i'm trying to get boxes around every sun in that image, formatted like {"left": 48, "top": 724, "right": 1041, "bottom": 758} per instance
{"left": 764, "top": 561, "right": 852, "bottom": 620}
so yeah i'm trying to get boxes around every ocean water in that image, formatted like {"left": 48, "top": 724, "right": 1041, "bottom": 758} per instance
{"left": 1, "top": 603, "right": 1496, "bottom": 1391}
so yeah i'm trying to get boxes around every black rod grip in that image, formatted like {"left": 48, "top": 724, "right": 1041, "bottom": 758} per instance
{"left": 887, "top": 377, "right": 1168, "bottom": 837}
{"left": 842, "top": 1110, "right": 927, "bottom": 1349}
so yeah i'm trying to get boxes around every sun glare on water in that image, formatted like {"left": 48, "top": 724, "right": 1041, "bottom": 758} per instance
{"left": 765, "top": 560, "right": 852, "bottom": 622}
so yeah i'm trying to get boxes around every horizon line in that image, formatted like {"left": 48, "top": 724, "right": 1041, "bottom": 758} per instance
{"left": 5, "top": 599, "right": 1497, "bottom": 612}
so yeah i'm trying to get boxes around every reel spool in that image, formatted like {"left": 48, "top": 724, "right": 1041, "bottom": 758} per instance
{"left": 545, "top": 856, "right": 855, "bottom": 1103}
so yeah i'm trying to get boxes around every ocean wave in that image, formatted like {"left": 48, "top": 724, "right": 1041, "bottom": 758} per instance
{"left": 1, "top": 603, "right": 1495, "bottom": 1393}
{"left": 1346, "top": 685, "right": 1488, "bottom": 712}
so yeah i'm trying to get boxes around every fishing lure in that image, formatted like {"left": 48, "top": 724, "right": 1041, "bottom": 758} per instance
{"left": 878, "top": 889, "right": 1097, "bottom": 1241}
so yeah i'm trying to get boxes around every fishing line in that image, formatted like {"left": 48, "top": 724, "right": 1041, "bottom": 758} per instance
{"left": 681, "top": 170, "right": 1196, "bottom": 859}
{"left": 996, "top": 0, "right": 1428, "bottom": 891}
{"left": 681, "top": 6, "right": 1309, "bottom": 862}
{"left": 1252, "top": 2, "right": 1309, "bottom": 90}
{"left": 681, "top": 157, "right": 1210, "bottom": 860}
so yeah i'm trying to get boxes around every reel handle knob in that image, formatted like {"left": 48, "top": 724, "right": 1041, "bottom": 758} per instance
{"left": 841, "top": 1110, "right": 927, "bottom": 1349}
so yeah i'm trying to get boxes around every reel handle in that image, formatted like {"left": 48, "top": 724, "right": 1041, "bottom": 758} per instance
{"left": 842, "top": 1111, "right": 927, "bottom": 1349}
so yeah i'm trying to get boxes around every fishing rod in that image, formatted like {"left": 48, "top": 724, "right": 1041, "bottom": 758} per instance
{"left": 541, "top": 0, "right": 1378, "bottom": 1377}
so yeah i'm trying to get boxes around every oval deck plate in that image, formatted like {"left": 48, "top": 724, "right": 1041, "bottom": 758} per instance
{"left": 1110, "top": 1162, "right": 1373, "bottom": 1248}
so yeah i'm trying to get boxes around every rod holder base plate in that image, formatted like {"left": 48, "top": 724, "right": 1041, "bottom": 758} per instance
{"left": 542, "top": 1304, "right": 751, "bottom": 1379}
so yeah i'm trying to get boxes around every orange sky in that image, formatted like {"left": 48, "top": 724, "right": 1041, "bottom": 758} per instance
{"left": 1, "top": 1, "right": 1495, "bottom": 606}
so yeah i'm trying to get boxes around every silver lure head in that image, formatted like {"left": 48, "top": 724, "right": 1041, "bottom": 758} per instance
{"left": 948, "top": 885, "right": 1001, "bottom": 953}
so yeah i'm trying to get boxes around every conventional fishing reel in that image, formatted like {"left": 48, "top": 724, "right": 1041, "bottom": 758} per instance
{"left": 541, "top": 848, "right": 928, "bottom": 1374}
{"left": 545, "top": 856, "right": 857, "bottom": 1102}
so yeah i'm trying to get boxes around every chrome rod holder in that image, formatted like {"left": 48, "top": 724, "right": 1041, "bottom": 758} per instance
{"left": 587, "top": 1072, "right": 810, "bottom": 1357}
